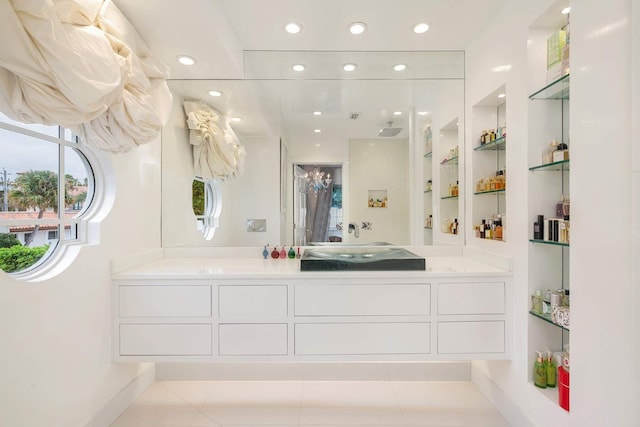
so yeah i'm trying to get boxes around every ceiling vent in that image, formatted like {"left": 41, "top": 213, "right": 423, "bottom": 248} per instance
{"left": 378, "top": 121, "right": 402, "bottom": 137}
{"left": 349, "top": 112, "right": 360, "bottom": 120}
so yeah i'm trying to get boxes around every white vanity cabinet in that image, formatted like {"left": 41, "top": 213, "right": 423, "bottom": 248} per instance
{"left": 113, "top": 259, "right": 511, "bottom": 362}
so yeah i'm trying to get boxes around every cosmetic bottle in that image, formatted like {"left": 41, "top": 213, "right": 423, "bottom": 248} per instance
{"left": 533, "top": 215, "right": 544, "bottom": 240}
{"left": 534, "top": 351, "right": 547, "bottom": 388}
{"left": 270, "top": 247, "right": 280, "bottom": 259}
{"left": 546, "top": 351, "right": 557, "bottom": 387}
{"left": 279, "top": 247, "right": 287, "bottom": 258}
{"left": 262, "top": 245, "right": 269, "bottom": 259}
{"left": 531, "top": 290, "right": 543, "bottom": 314}
{"left": 288, "top": 246, "right": 296, "bottom": 259}
{"left": 494, "top": 220, "right": 503, "bottom": 241}
{"left": 553, "top": 140, "right": 569, "bottom": 162}
{"left": 296, "top": 247, "right": 301, "bottom": 259}
{"left": 543, "top": 140, "right": 559, "bottom": 164}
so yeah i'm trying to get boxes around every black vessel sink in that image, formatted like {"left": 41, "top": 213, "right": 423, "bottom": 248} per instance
{"left": 300, "top": 247, "right": 425, "bottom": 271}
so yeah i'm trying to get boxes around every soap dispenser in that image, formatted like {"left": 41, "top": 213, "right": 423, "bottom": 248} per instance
{"left": 545, "top": 351, "right": 557, "bottom": 387}
{"left": 534, "top": 351, "right": 547, "bottom": 388}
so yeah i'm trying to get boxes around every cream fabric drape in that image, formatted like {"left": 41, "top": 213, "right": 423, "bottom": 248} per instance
{"left": 0, "top": 0, "right": 171, "bottom": 151}
{"left": 183, "top": 100, "right": 245, "bottom": 180}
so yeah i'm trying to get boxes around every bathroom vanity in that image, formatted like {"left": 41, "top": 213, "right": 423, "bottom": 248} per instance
{"left": 112, "top": 251, "right": 512, "bottom": 362}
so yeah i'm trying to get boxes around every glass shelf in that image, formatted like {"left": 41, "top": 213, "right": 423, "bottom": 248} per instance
{"left": 474, "top": 189, "right": 506, "bottom": 195}
{"left": 441, "top": 195, "right": 459, "bottom": 200}
{"left": 440, "top": 156, "right": 458, "bottom": 166}
{"left": 474, "top": 136, "right": 506, "bottom": 151}
{"left": 529, "top": 239, "right": 569, "bottom": 247}
{"left": 424, "top": 152, "right": 432, "bottom": 158}
{"left": 529, "top": 74, "right": 570, "bottom": 100}
{"left": 529, "top": 311, "right": 570, "bottom": 332}
{"left": 424, "top": 226, "right": 433, "bottom": 230}
{"left": 529, "top": 159, "right": 570, "bottom": 171}
{"left": 424, "top": 189, "right": 432, "bottom": 193}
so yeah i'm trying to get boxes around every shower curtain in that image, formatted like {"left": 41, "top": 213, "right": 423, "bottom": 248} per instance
{"left": 306, "top": 183, "right": 333, "bottom": 243}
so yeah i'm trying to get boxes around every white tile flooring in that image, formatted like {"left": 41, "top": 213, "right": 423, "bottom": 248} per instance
{"left": 111, "top": 380, "right": 511, "bottom": 427}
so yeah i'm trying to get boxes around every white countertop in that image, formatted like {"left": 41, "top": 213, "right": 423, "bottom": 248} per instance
{"left": 112, "top": 256, "right": 510, "bottom": 280}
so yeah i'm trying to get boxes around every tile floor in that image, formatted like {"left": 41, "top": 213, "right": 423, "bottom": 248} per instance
{"left": 110, "top": 380, "right": 511, "bottom": 427}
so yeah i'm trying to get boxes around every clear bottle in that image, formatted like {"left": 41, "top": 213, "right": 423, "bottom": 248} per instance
{"left": 543, "top": 139, "right": 559, "bottom": 164}
{"left": 531, "top": 289, "right": 543, "bottom": 314}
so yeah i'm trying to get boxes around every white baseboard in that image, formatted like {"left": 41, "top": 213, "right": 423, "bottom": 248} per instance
{"left": 85, "top": 363, "right": 156, "bottom": 427}
{"left": 471, "top": 365, "right": 533, "bottom": 427}
{"left": 156, "top": 361, "right": 471, "bottom": 381}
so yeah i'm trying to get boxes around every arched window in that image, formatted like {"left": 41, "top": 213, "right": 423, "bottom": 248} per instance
{"left": 0, "top": 114, "right": 99, "bottom": 279}
{"left": 192, "top": 178, "right": 221, "bottom": 240}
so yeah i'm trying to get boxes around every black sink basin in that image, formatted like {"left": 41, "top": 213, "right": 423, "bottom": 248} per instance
{"left": 300, "top": 247, "right": 425, "bottom": 271}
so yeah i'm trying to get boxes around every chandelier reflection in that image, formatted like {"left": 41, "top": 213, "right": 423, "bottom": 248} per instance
{"left": 305, "top": 168, "right": 332, "bottom": 193}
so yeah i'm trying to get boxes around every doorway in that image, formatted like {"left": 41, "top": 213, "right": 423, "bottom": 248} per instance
{"left": 293, "top": 164, "right": 342, "bottom": 245}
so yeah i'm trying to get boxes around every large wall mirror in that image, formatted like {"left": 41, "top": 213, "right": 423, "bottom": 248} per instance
{"left": 161, "top": 51, "right": 465, "bottom": 247}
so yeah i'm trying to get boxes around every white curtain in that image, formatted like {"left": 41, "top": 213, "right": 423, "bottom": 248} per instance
{"left": 0, "top": 0, "right": 171, "bottom": 152}
{"left": 183, "top": 100, "right": 245, "bottom": 180}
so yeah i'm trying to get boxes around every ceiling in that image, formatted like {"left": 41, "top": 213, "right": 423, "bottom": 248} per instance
{"left": 114, "top": 0, "right": 509, "bottom": 141}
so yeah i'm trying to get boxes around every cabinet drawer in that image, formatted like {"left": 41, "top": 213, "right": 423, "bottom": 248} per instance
{"left": 119, "top": 285, "right": 211, "bottom": 318}
{"left": 295, "top": 322, "right": 430, "bottom": 355}
{"left": 219, "top": 285, "right": 287, "bottom": 317}
{"left": 437, "top": 282, "right": 505, "bottom": 315}
{"left": 120, "top": 324, "right": 212, "bottom": 356}
{"left": 219, "top": 324, "right": 288, "bottom": 355}
{"left": 437, "top": 321, "right": 505, "bottom": 354}
{"left": 295, "top": 284, "right": 430, "bottom": 316}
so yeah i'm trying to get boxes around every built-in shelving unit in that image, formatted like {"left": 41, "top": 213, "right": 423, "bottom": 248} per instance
{"left": 437, "top": 117, "right": 461, "bottom": 239}
{"left": 527, "top": 9, "right": 571, "bottom": 412}
{"left": 423, "top": 125, "right": 433, "bottom": 244}
{"left": 471, "top": 86, "right": 507, "bottom": 242}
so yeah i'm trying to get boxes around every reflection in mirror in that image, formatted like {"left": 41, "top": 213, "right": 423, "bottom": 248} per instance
{"left": 293, "top": 165, "right": 342, "bottom": 245}
{"left": 192, "top": 178, "right": 221, "bottom": 240}
{"left": 161, "top": 51, "right": 465, "bottom": 248}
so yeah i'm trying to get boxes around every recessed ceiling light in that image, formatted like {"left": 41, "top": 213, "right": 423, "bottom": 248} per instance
{"left": 231, "top": 117, "right": 242, "bottom": 123}
{"left": 393, "top": 111, "right": 402, "bottom": 116}
{"left": 498, "top": 93, "right": 506, "bottom": 98}
{"left": 413, "top": 22, "right": 430, "bottom": 34}
{"left": 208, "top": 90, "right": 223, "bottom": 97}
{"left": 343, "top": 63, "right": 357, "bottom": 72}
{"left": 292, "top": 64, "right": 306, "bottom": 72}
{"left": 348, "top": 22, "right": 367, "bottom": 35}
{"left": 313, "top": 111, "right": 322, "bottom": 116}
{"left": 177, "top": 55, "right": 196, "bottom": 65}
{"left": 561, "top": 7, "right": 570, "bottom": 14}
{"left": 418, "top": 111, "right": 430, "bottom": 116}
{"left": 285, "top": 22, "right": 303, "bottom": 34}
{"left": 315, "top": 143, "right": 321, "bottom": 147}
{"left": 393, "top": 64, "right": 407, "bottom": 71}
{"left": 314, "top": 129, "right": 322, "bottom": 133}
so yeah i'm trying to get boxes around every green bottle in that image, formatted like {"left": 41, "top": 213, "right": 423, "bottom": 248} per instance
{"left": 545, "top": 351, "right": 557, "bottom": 387}
{"left": 534, "top": 351, "right": 547, "bottom": 388}
{"left": 288, "top": 246, "right": 296, "bottom": 259}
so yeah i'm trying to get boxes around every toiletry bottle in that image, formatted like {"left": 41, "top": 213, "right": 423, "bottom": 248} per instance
{"left": 532, "top": 290, "right": 543, "bottom": 314}
{"left": 262, "top": 245, "right": 269, "bottom": 259}
{"left": 553, "top": 141, "right": 569, "bottom": 162}
{"left": 296, "top": 247, "right": 301, "bottom": 259}
{"left": 534, "top": 351, "right": 547, "bottom": 388}
{"left": 543, "top": 140, "right": 559, "bottom": 164}
{"left": 288, "top": 246, "right": 296, "bottom": 259}
{"left": 494, "top": 220, "right": 503, "bottom": 240}
{"left": 546, "top": 351, "right": 557, "bottom": 387}
{"left": 270, "top": 247, "right": 280, "bottom": 259}
{"left": 279, "top": 247, "right": 287, "bottom": 258}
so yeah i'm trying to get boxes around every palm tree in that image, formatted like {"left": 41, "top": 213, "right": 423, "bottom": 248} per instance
{"left": 9, "top": 170, "right": 74, "bottom": 246}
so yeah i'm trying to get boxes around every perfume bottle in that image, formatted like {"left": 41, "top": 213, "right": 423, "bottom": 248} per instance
{"left": 270, "top": 247, "right": 280, "bottom": 259}
{"left": 262, "top": 245, "right": 269, "bottom": 259}
{"left": 279, "top": 247, "right": 287, "bottom": 258}
{"left": 543, "top": 140, "right": 559, "bottom": 164}
{"left": 534, "top": 351, "right": 547, "bottom": 388}
{"left": 288, "top": 246, "right": 296, "bottom": 259}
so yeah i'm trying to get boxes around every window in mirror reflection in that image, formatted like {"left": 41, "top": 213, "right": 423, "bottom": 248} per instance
{"left": 192, "top": 178, "right": 221, "bottom": 240}
{"left": 294, "top": 165, "right": 342, "bottom": 245}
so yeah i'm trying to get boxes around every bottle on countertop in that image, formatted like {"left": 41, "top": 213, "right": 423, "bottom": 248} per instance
{"left": 279, "top": 247, "right": 287, "bottom": 258}
{"left": 534, "top": 351, "right": 547, "bottom": 388}
{"left": 288, "top": 246, "right": 296, "bottom": 259}
{"left": 262, "top": 244, "right": 269, "bottom": 259}
{"left": 271, "top": 246, "right": 280, "bottom": 259}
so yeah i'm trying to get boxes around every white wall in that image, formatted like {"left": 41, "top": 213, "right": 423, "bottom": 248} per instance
{"left": 0, "top": 139, "right": 161, "bottom": 426}
{"left": 349, "top": 138, "right": 409, "bottom": 244}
